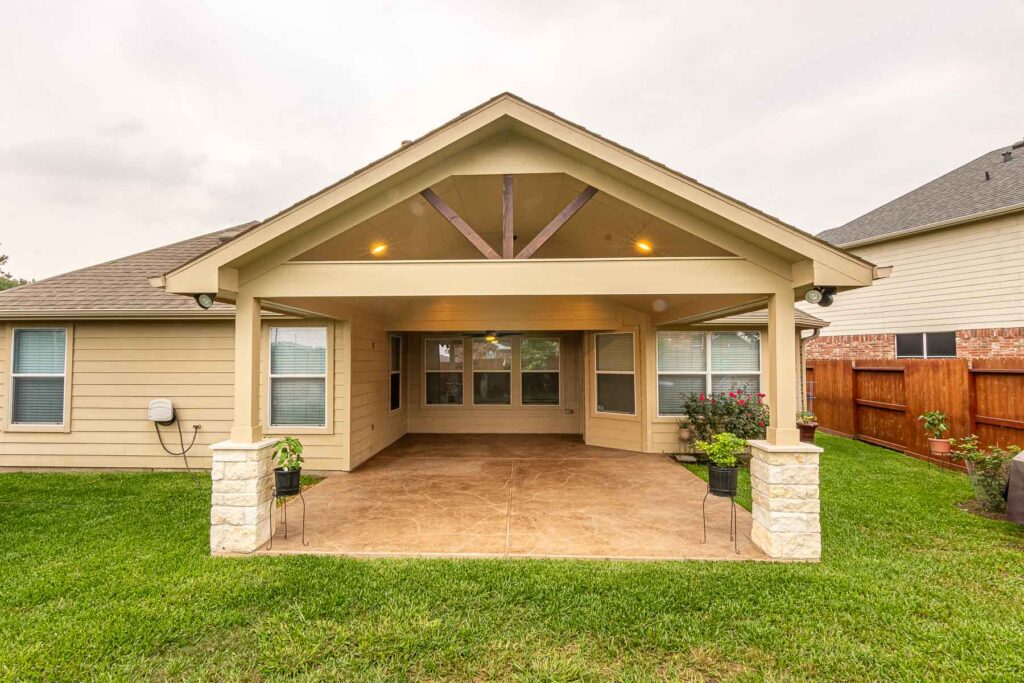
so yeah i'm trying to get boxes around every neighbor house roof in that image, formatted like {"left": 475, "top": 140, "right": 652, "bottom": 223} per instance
{"left": 819, "top": 138, "right": 1024, "bottom": 247}
{"left": 0, "top": 222, "right": 827, "bottom": 327}
{"left": 0, "top": 223, "right": 255, "bottom": 318}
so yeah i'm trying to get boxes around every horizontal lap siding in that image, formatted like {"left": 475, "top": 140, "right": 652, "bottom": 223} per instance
{"left": 348, "top": 317, "right": 406, "bottom": 469}
{"left": 0, "top": 320, "right": 235, "bottom": 469}
{"left": 798, "top": 213, "right": 1024, "bottom": 335}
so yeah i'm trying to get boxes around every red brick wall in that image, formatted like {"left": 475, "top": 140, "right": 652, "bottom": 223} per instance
{"left": 955, "top": 328, "right": 1024, "bottom": 359}
{"left": 804, "top": 333, "right": 895, "bottom": 360}
{"left": 805, "top": 327, "right": 1024, "bottom": 361}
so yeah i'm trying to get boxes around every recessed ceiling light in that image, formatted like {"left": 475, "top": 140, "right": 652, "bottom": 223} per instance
{"left": 370, "top": 243, "right": 388, "bottom": 256}
{"left": 484, "top": 333, "right": 497, "bottom": 342}
{"left": 635, "top": 240, "right": 653, "bottom": 253}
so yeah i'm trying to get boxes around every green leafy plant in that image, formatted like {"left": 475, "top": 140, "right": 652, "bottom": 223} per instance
{"left": 798, "top": 411, "right": 816, "bottom": 424}
{"left": 680, "top": 388, "right": 769, "bottom": 442}
{"left": 917, "top": 411, "right": 948, "bottom": 439}
{"left": 694, "top": 432, "right": 747, "bottom": 468}
{"left": 949, "top": 435, "right": 1019, "bottom": 512}
{"left": 273, "top": 436, "right": 304, "bottom": 471}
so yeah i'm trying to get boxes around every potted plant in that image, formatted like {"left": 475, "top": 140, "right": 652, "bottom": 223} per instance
{"left": 917, "top": 411, "right": 950, "bottom": 455}
{"left": 797, "top": 411, "right": 818, "bottom": 443}
{"left": 694, "top": 432, "right": 746, "bottom": 497}
{"left": 950, "top": 435, "right": 1020, "bottom": 513}
{"left": 272, "top": 436, "right": 304, "bottom": 496}
{"left": 677, "top": 416, "right": 693, "bottom": 442}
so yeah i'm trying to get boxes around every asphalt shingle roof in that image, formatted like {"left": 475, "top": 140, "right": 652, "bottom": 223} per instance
{"left": 818, "top": 138, "right": 1024, "bottom": 246}
{"left": 0, "top": 222, "right": 256, "bottom": 314}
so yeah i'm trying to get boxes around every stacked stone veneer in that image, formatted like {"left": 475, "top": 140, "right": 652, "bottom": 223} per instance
{"left": 209, "top": 439, "right": 278, "bottom": 554}
{"left": 748, "top": 440, "right": 822, "bottom": 560}
{"left": 805, "top": 328, "right": 1024, "bottom": 361}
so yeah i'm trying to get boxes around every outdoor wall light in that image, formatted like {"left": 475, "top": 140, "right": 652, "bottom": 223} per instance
{"left": 370, "top": 242, "right": 388, "bottom": 256}
{"left": 635, "top": 240, "right": 653, "bottom": 254}
{"left": 194, "top": 293, "right": 216, "bottom": 310}
{"left": 804, "top": 286, "right": 836, "bottom": 307}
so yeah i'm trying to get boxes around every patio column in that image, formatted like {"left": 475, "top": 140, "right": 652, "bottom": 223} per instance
{"left": 209, "top": 289, "right": 276, "bottom": 554}
{"left": 749, "top": 289, "right": 822, "bottom": 560}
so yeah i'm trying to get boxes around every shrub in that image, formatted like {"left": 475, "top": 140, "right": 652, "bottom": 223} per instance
{"left": 679, "top": 387, "right": 769, "bottom": 442}
{"left": 949, "top": 435, "right": 1020, "bottom": 512}
{"left": 694, "top": 432, "right": 747, "bottom": 468}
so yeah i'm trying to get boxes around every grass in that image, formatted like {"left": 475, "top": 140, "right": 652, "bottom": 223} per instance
{"left": 1, "top": 434, "right": 1022, "bottom": 681}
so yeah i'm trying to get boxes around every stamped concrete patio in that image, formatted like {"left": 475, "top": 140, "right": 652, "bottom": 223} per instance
{"left": 264, "top": 434, "right": 764, "bottom": 560}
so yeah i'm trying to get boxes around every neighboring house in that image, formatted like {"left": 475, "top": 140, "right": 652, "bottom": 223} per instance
{"left": 803, "top": 138, "right": 1024, "bottom": 360}
{"left": 0, "top": 93, "right": 878, "bottom": 558}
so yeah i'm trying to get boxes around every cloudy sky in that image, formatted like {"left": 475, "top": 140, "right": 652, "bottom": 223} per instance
{"left": 2, "top": 0, "right": 1022, "bottom": 280}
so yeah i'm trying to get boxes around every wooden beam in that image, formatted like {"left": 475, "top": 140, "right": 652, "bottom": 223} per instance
{"left": 245, "top": 257, "right": 789, "bottom": 298}
{"left": 502, "top": 174, "right": 514, "bottom": 259}
{"left": 515, "top": 186, "right": 598, "bottom": 259}
{"left": 420, "top": 188, "right": 501, "bottom": 260}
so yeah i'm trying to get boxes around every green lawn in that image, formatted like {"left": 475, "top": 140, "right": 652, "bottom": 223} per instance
{"left": 1, "top": 435, "right": 1022, "bottom": 681}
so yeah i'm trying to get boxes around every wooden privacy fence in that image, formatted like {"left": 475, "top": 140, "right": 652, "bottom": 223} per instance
{"left": 806, "top": 359, "right": 1024, "bottom": 469}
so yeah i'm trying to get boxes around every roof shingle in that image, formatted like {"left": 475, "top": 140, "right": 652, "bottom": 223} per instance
{"left": 819, "top": 139, "right": 1024, "bottom": 246}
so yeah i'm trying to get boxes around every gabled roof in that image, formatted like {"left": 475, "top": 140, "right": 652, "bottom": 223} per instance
{"left": 0, "top": 223, "right": 254, "bottom": 317}
{"left": 819, "top": 138, "right": 1024, "bottom": 247}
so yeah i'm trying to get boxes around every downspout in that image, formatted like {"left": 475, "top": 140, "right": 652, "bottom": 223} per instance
{"left": 799, "top": 328, "right": 821, "bottom": 413}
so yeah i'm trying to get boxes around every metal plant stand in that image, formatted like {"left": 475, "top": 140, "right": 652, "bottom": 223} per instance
{"left": 701, "top": 487, "right": 739, "bottom": 555}
{"left": 265, "top": 485, "right": 309, "bottom": 550}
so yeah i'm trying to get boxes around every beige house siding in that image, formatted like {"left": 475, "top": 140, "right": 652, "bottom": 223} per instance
{"left": 348, "top": 317, "right": 407, "bottom": 470}
{"left": 799, "top": 211, "right": 1024, "bottom": 336}
{"left": 405, "top": 332, "right": 584, "bottom": 435}
{"left": 0, "top": 320, "right": 234, "bottom": 469}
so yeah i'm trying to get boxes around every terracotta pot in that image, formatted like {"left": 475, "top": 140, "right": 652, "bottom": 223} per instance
{"left": 798, "top": 422, "right": 818, "bottom": 444}
{"left": 678, "top": 427, "right": 693, "bottom": 442}
{"left": 928, "top": 438, "right": 951, "bottom": 455}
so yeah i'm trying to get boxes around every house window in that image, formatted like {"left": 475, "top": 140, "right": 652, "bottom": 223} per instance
{"left": 269, "top": 326, "right": 327, "bottom": 427}
{"left": 896, "top": 332, "right": 957, "bottom": 358}
{"left": 521, "top": 338, "right": 560, "bottom": 406}
{"left": 472, "top": 338, "right": 512, "bottom": 405}
{"left": 425, "top": 338, "right": 464, "bottom": 405}
{"left": 11, "top": 328, "right": 67, "bottom": 425}
{"left": 656, "top": 331, "right": 761, "bottom": 416}
{"left": 389, "top": 335, "right": 401, "bottom": 412}
{"left": 595, "top": 332, "right": 635, "bottom": 414}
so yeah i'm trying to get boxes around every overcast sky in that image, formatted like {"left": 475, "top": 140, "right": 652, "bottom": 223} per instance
{"left": 2, "top": 1, "right": 1022, "bottom": 280}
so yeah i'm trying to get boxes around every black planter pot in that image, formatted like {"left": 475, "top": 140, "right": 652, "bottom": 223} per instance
{"left": 708, "top": 464, "right": 739, "bottom": 497}
{"left": 274, "top": 468, "right": 301, "bottom": 496}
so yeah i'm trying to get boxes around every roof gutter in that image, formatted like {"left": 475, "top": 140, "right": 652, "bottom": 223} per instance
{"left": 836, "top": 201, "right": 1024, "bottom": 249}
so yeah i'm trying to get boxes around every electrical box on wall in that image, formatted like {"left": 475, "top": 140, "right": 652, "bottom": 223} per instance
{"left": 147, "top": 399, "right": 175, "bottom": 425}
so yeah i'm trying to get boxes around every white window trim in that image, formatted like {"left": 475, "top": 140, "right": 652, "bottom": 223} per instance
{"left": 471, "top": 337, "right": 512, "bottom": 407}
{"left": 424, "top": 336, "right": 465, "bottom": 407}
{"left": 520, "top": 337, "right": 561, "bottom": 407}
{"left": 389, "top": 334, "right": 402, "bottom": 413}
{"left": 655, "top": 330, "right": 761, "bottom": 417}
{"left": 5, "top": 324, "right": 73, "bottom": 433}
{"left": 895, "top": 332, "right": 957, "bottom": 359}
{"left": 594, "top": 331, "right": 637, "bottom": 416}
{"left": 266, "top": 324, "right": 331, "bottom": 433}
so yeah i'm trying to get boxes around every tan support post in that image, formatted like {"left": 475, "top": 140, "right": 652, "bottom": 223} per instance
{"left": 230, "top": 289, "right": 263, "bottom": 443}
{"left": 766, "top": 291, "right": 800, "bottom": 446}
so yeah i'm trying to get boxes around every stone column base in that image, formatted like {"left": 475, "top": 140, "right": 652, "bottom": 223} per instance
{"left": 748, "top": 439, "right": 823, "bottom": 561}
{"left": 210, "top": 438, "right": 278, "bottom": 555}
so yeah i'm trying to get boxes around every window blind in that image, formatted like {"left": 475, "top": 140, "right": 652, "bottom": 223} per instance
{"left": 269, "top": 326, "right": 327, "bottom": 427}
{"left": 656, "top": 332, "right": 705, "bottom": 372}
{"left": 12, "top": 329, "right": 66, "bottom": 425}
{"left": 270, "top": 328, "right": 326, "bottom": 374}
{"left": 657, "top": 375, "right": 706, "bottom": 415}
{"left": 270, "top": 377, "right": 326, "bottom": 426}
{"left": 596, "top": 333, "right": 634, "bottom": 372}
{"left": 13, "top": 329, "right": 65, "bottom": 374}
{"left": 710, "top": 332, "right": 760, "bottom": 372}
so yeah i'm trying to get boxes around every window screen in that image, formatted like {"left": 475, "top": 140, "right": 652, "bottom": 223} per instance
{"left": 389, "top": 335, "right": 401, "bottom": 411}
{"left": 473, "top": 338, "right": 511, "bottom": 405}
{"left": 269, "top": 327, "right": 327, "bottom": 426}
{"left": 895, "top": 333, "right": 924, "bottom": 358}
{"left": 595, "top": 333, "right": 635, "bottom": 414}
{"left": 521, "top": 338, "right": 560, "bottom": 405}
{"left": 11, "top": 329, "right": 66, "bottom": 425}
{"left": 925, "top": 332, "right": 956, "bottom": 358}
{"left": 425, "top": 338, "right": 464, "bottom": 405}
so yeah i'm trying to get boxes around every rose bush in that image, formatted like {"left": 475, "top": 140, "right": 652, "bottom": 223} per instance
{"left": 680, "top": 387, "right": 769, "bottom": 442}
